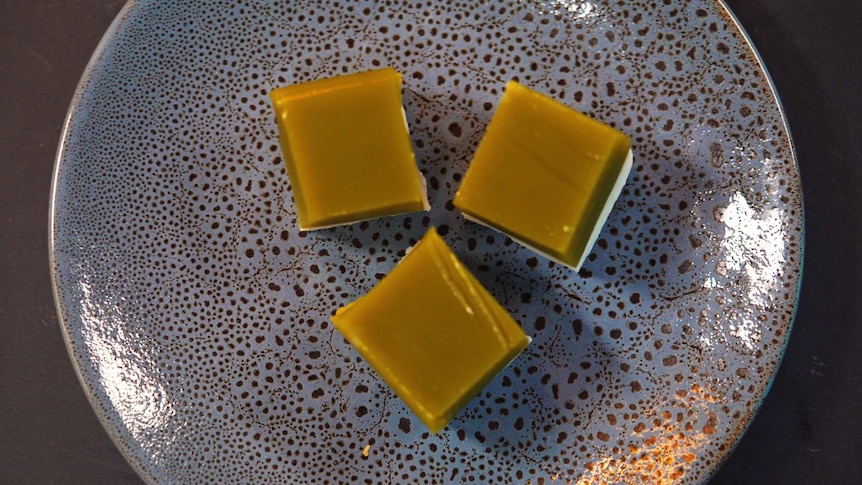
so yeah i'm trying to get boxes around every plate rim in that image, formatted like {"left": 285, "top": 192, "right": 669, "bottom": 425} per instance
{"left": 48, "top": 1, "right": 162, "bottom": 484}
{"left": 703, "top": 0, "right": 805, "bottom": 479}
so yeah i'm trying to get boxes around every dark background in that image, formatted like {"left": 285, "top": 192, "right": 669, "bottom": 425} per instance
{"left": 1, "top": 0, "right": 860, "bottom": 483}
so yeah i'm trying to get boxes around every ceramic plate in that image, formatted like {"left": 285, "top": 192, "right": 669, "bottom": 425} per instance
{"left": 50, "top": 0, "right": 803, "bottom": 483}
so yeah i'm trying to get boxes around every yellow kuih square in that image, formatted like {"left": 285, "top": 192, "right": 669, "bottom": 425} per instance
{"left": 332, "top": 227, "right": 530, "bottom": 434}
{"left": 270, "top": 68, "right": 429, "bottom": 230}
{"left": 454, "top": 81, "right": 633, "bottom": 271}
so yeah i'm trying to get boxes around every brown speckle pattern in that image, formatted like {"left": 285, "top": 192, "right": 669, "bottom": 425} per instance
{"left": 51, "top": 0, "right": 803, "bottom": 484}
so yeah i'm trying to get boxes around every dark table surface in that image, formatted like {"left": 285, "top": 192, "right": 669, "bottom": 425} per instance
{"left": 2, "top": 0, "right": 860, "bottom": 483}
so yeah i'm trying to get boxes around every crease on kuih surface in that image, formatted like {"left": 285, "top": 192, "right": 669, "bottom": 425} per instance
{"left": 425, "top": 232, "right": 509, "bottom": 351}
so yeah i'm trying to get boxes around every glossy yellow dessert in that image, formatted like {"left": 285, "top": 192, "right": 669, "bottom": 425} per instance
{"left": 332, "top": 227, "right": 530, "bottom": 433}
{"left": 454, "top": 81, "right": 633, "bottom": 271}
{"left": 270, "top": 68, "right": 428, "bottom": 230}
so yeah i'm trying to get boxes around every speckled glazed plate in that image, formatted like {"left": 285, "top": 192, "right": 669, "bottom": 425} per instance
{"left": 50, "top": 1, "right": 803, "bottom": 483}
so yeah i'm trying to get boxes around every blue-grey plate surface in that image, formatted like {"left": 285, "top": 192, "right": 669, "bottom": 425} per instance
{"left": 50, "top": 0, "right": 803, "bottom": 483}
